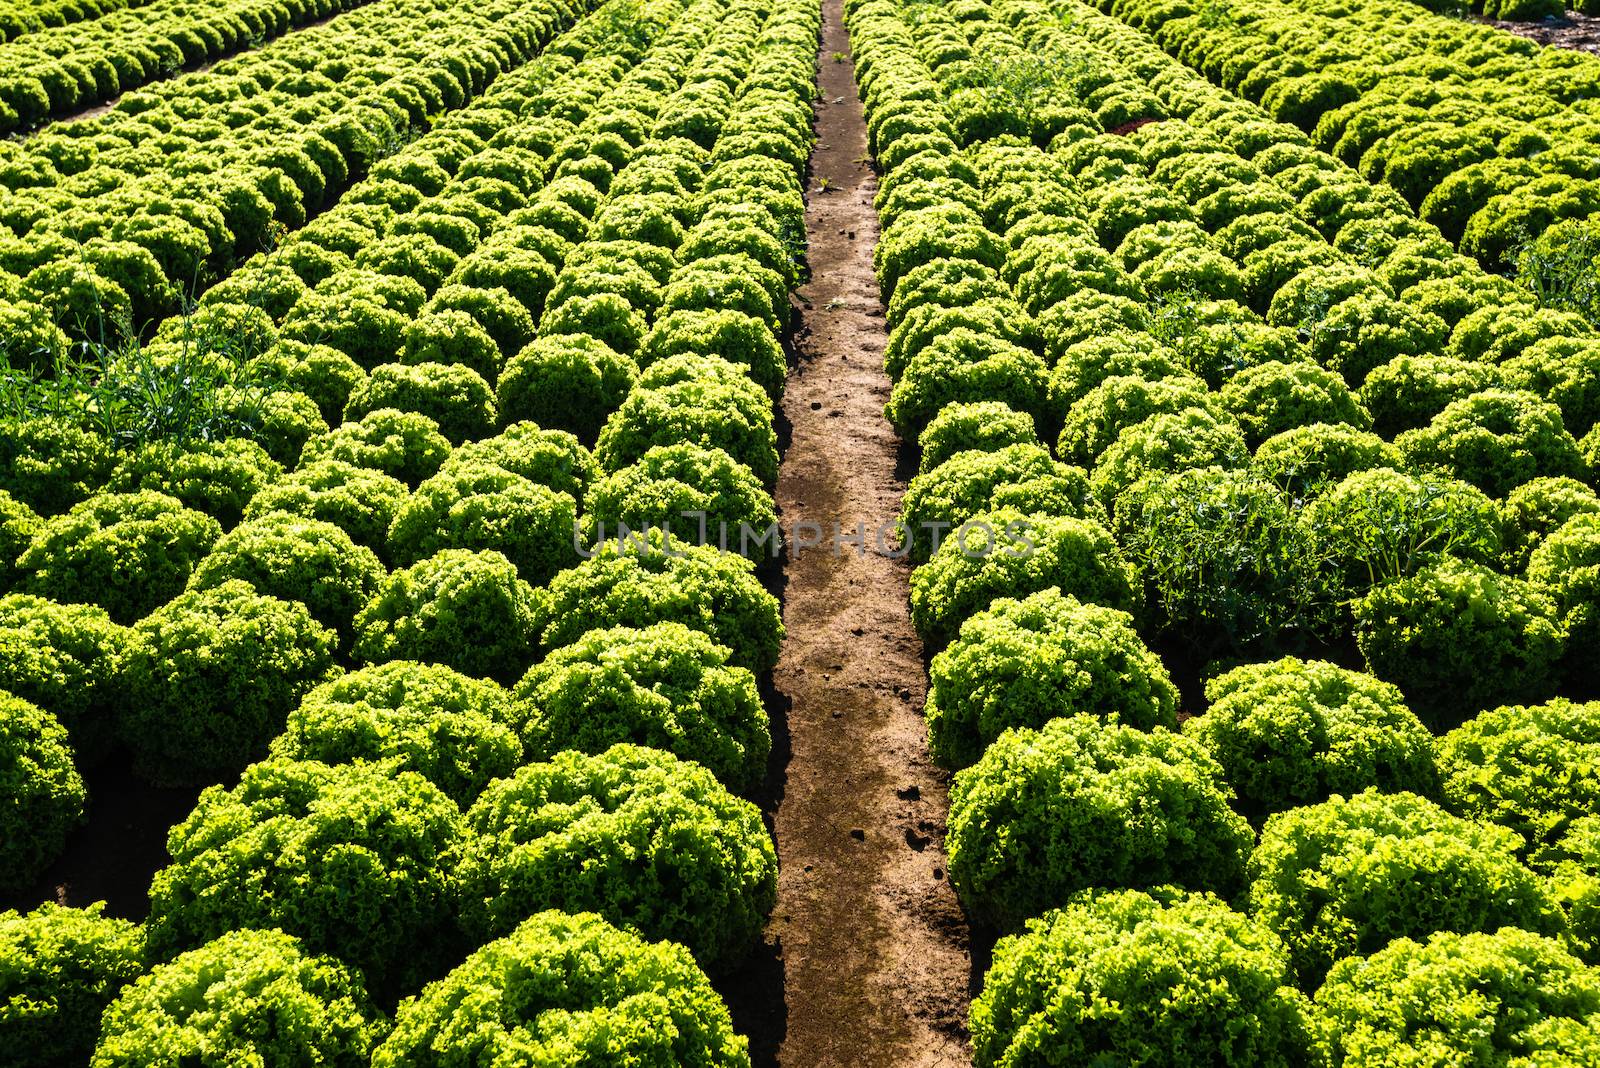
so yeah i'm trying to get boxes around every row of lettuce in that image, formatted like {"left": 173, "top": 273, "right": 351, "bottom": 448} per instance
{"left": 0, "top": 0, "right": 148, "bottom": 43}
{"left": 1095, "top": 0, "right": 1600, "bottom": 297}
{"left": 0, "top": 0, "right": 817, "bottom": 1063}
{"left": 0, "top": 0, "right": 383, "bottom": 134}
{"left": 850, "top": 0, "right": 1600, "bottom": 1062}
{"left": 0, "top": 0, "right": 598, "bottom": 345}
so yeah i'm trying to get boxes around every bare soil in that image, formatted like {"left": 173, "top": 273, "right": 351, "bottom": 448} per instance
{"left": 1, "top": 758, "right": 200, "bottom": 919}
{"left": 748, "top": 1, "right": 975, "bottom": 1064}
{"left": 1480, "top": 10, "right": 1600, "bottom": 53}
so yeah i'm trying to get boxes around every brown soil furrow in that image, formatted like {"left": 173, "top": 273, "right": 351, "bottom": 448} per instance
{"left": 762, "top": 1, "right": 973, "bottom": 1064}
{"left": 1480, "top": 10, "right": 1600, "bottom": 54}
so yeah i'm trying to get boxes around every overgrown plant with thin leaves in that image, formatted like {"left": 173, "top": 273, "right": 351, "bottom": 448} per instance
{"left": 1517, "top": 222, "right": 1600, "bottom": 329}
{"left": 0, "top": 327, "right": 283, "bottom": 454}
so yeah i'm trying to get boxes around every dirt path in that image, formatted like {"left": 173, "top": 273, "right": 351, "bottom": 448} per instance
{"left": 1483, "top": 10, "right": 1600, "bottom": 53}
{"left": 760, "top": 2, "right": 973, "bottom": 1064}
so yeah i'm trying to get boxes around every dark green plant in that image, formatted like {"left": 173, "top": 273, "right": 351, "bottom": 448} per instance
{"left": 1306, "top": 468, "right": 1501, "bottom": 596}
{"left": 1116, "top": 467, "right": 1335, "bottom": 654}
{"left": 1517, "top": 219, "right": 1600, "bottom": 327}
{"left": 0, "top": 337, "right": 284, "bottom": 454}
{"left": 0, "top": 691, "right": 85, "bottom": 891}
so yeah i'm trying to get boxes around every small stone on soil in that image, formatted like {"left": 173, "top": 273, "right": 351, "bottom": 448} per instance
{"left": 849, "top": 828, "right": 865, "bottom": 841}
{"left": 896, "top": 785, "right": 920, "bottom": 801}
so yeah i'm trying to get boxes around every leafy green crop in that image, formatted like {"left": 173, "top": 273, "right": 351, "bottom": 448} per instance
{"left": 270, "top": 661, "right": 524, "bottom": 807}
{"left": 1187, "top": 657, "right": 1438, "bottom": 822}
{"left": 948, "top": 715, "right": 1253, "bottom": 930}
{"left": 1439, "top": 698, "right": 1600, "bottom": 868}
{"left": 531, "top": 533, "right": 782, "bottom": 672}
{"left": 93, "top": 928, "right": 385, "bottom": 1068}
{"left": 354, "top": 548, "right": 540, "bottom": 684}
{"left": 244, "top": 459, "right": 410, "bottom": 557}
{"left": 974, "top": 888, "right": 1314, "bottom": 1068}
{"left": 146, "top": 758, "right": 465, "bottom": 997}
{"left": 1312, "top": 929, "right": 1600, "bottom": 1066}
{"left": 1353, "top": 557, "right": 1566, "bottom": 729}
{"left": 517, "top": 623, "right": 770, "bottom": 793}
{"left": 0, "top": 691, "right": 84, "bottom": 891}
{"left": 187, "top": 512, "right": 386, "bottom": 644}
{"left": 0, "top": 594, "right": 127, "bottom": 766}
{"left": 909, "top": 507, "right": 1137, "bottom": 648}
{"left": 17, "top": 490, "right": 220, "bottom": 624}
{"left": 1247, "top": 788, "right": 1562, "bottom": 986}
{"left": 926, "top": 587, "right": 1176, "bottom": 769}
{"left": 372, "top": 911, "right": 749, "bottom": 1067}
{"left": 0, "top": 903, "right": 145, "bottom": 1068}
{"left": 460, "top": 744, "right": 776, "bottom": 971}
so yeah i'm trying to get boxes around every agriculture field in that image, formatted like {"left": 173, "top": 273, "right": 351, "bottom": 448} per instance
{"left": 3, "top": 0, "right": 1600, "bottom": 1060}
